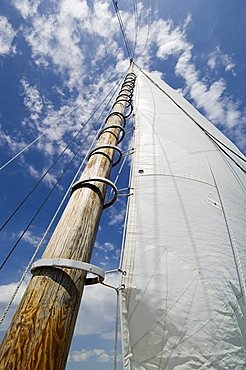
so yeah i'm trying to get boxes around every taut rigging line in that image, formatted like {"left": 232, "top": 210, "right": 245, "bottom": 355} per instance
{"left": 112, "top": 0, "right": 133, "bottom": 59}
{"left": 0, "top": 78, "right": 125, "bottom": 324}
{"left": 0, "top": 72, "right": 122, "bottom": 172}
{"left": 0, "top": 77, "right": 123, "bottom": 234}
{"left": 0, "top": 76, "right": 124, "bottom": 270}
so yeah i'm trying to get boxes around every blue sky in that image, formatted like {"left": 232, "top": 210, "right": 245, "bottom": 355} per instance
{"left": 0, "top": 0, "right": 245, "bottom": 368}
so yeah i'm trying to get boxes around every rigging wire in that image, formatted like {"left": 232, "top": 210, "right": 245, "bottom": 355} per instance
{"left": 0, "top": 77, "right": 124, "bottom": 270}
{"left": 112, "top": 0, "right": 132, "bottom": 59}
{"left": 137, "top": 0, "right": 151, "bottom": 57}
{"left": 0, "top": 99, "right": 118, "bottom": 324}
{"left": 135, "top": 63, "right": 246, "bottom": 173}
{"left": 0, "top": 72, "right": 122, "bottom": 173}
{"left": 132, "top": 0, "right": 139, "bottom": 59}
{"left": 0, "top": 78, "right": 122, "bottom": 233}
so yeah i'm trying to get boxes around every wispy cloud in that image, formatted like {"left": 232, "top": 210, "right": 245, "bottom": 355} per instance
{"left": 139, "top": 14, "right": 246, "bottom": 149}
{"left": 208, "top": 46, "right": 236, "bottom": 76}
{"left": 0, "top": 16, "right": 16, "bottom": 55}
{"left": 68, "top": 348, "right": 114, "bottom": 362}
{"left": 74, "top": 273, "right": 120, "bottom": 336}
{"left": 95, "top": 241, "right": 115, "bottom": 252}
{"left": 108, "top": 206, "right": 126, "bottom": 227}
{"left": 12, "top": 0, "right": 42, "bottom": 19}
{"left": 21, "top": 79, "right": 44, "bottom": 124}
{"left": 20, "top": 229, "right": 41, "bottom": 246}
{"left": 0, "top": 279, "right": 29, "bottom": 331}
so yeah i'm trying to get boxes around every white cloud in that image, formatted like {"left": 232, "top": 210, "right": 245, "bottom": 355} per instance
{"left": 68, "top": 348, "right": 114, "bottom": 363}
{"left": 85, "top": 0, "right": 118, "bottom": 39}
{"left": 21, "top": 79, "right": 44, "bottom": 123}
{"left": 14, "top": 0, "right": 89, "bottom": 90}
{"left": 208, "top": 46, "right": 236, "bottom": 75}
{"left": 0, "top": 127, "right": 26, "bottom": 153}
{"left": 28, "top": 163, "right": 60, "bottom": 188}
{"left": 0, "top": 272, "right": 121, "bottom": 337}
{"left": 0, "top": 16, "right": 16, "bottom": 55}
{"left": 0, "top": 279, "right": 29, "bottom": 331}
{"left": 0, "top": 281, "right": 27, "bottom": 305}
{"left": 20, "top": 229, "right": 40, "bottom": 246}
{"left": 142, "top": 15, "right": 245, "bottom": 136}
{"left": 95, "top": 241, "right": 115, "bottom": 252}
{"left": 108, "top": 207, "right": 125, "bottom": 226}
{"left": 12, "top": 0, "right": 41, "bottom": 19}
{"left": 74, "top": 273, "right": 120, "bottom": 336}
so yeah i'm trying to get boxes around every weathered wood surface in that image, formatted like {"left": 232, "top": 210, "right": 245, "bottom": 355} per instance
{"left": 0, "top": 65, "right": 134, "bottom": 369}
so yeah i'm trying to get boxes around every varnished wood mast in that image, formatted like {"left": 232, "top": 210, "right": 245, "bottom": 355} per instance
{"left": 0, "top": 63, "right": 135, "bottom": 369}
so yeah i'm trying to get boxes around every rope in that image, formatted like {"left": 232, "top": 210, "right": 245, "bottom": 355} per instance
{"left": 135, "top": 63, "right": 246, "bottom": 173}
{"left": 0, "top": 80, "right": 124, "bottom": 322}
{"left": 0, "top": 78, "right": 123, "bottom": 270}
{"left": 112, "top": 0, "right": 132, "bottom": 59}
{"left": 0, "top": 78, "right": 122, "bottom": 233}
{"left": 0, "top": 72, "right": 122, "bottom": 172}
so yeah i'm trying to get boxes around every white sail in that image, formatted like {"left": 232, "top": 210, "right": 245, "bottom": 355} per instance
{"left": 120, "top": 69, "right": 246, "bottom": 369}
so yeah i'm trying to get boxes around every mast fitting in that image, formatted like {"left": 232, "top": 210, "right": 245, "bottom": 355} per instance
{"left": 31, "top": 258, "right": 105, "bottom": 285}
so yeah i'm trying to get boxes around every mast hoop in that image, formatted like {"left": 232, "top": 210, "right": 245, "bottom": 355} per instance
{"left": 120, "top": 88, "right": 133, "bottom": 97}
{"left": 123, "top": 77, "right": 135, "bottom": 83}
{"left": 122, "top": 81, "right": 135, "bottom": 89}
{"left": 113, "top": 98, "right": 131, "bottom": 110}
{"left": 126, "top": 72, "right": 136, "bottom": 79}
{"left": 123, "top": 75, "right": 136, "bottom": 82}
{"left": 105, "top": 111, "right": 126, "bottom": 127}
{"left": 123, "top": 78, "right": 135, "bottom": 86}
{"left": 97, "top": 124, "right": 125, "bottom": 144}
{"left": 116, "top": 95, "right": 132, "bottom": 109}
{"left": 122, "top": 77, "right": 135, "bottom": 84}
{"left": 124, "top": 73, "right": 136, "bottom": 80}
{"left": 31, "top": 258, "right": 105, "bottom": 285}
{"left": 71, "top": 176, "right": 118, "bottom": 208}
{"left": 88, "top": 144, "right": 122, "bottom": 167}
{"left": 116, "top": 93, "right": 132, "bottom": 106}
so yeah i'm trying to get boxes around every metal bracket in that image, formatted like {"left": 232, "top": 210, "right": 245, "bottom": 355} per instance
{"left": 88, "top": 144, "right": 122, "bottom": 167}
{"left": 71, "top": 176, "right": 118, "bottom": 208}
{"left": 31, "top": 258, "right": 105, "bottom": 285}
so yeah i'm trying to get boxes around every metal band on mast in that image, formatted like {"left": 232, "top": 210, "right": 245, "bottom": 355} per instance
{"left": 0, "top": 62, "right": 136, "bottom": 369}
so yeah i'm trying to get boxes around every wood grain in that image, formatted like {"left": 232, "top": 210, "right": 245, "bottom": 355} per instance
{"left": 0, "top": 66, "right": 135, "bottom": 369}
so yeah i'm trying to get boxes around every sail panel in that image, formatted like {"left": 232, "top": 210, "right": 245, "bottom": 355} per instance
{"left": 121, "top": 70, "right": 246, "bottom": 369}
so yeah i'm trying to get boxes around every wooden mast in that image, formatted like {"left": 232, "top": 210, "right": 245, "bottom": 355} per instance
{"left": 0, "top": 62, "right": 135, "bottom": 369}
